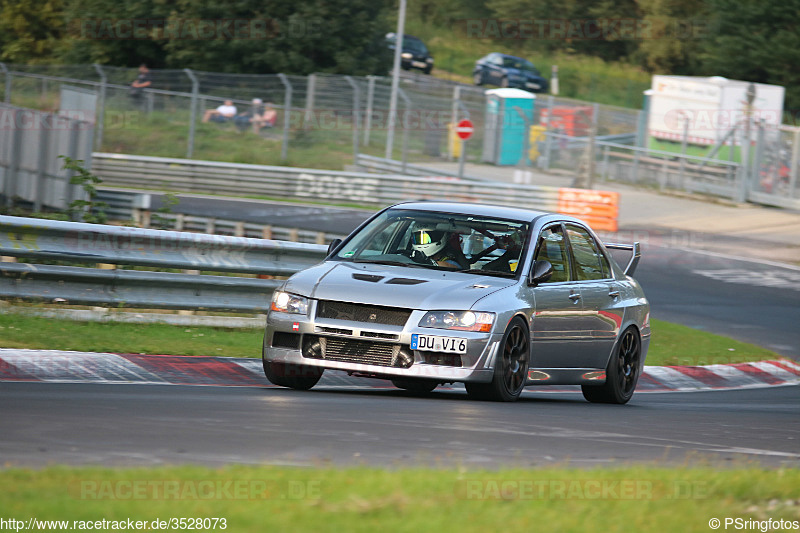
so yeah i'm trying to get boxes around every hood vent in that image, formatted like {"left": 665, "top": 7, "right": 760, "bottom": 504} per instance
{"left": 352, "top": 273, "right": 385, "bottom": 283}
{"left": 385, "top": 278, "right": 427, "bottom": 285}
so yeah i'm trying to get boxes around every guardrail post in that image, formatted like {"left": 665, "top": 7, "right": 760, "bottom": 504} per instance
{"left": 789, "top": 128, "right": 800, "bottom": 198}
{"left": 450, "top": 85, "right": 461, "bottom": 161}
{"left": 397, "top": 88, "right": 412, "bottom": 173}
{"left": 304, "top": 74, "right": 316, "bottom": 127}
{"left": 0, "top": 63, "right": 11, "bottom": 104}
{"left": 540, "top": 95, "right": 554, "bottom": 170}
{"left": 4, "top": 109, "right": 23, "bottom": 208}
{"left": 678, "top": 113, "right": 689, "bottom": 188}
{"left": 93, "top": 64, "right": 107, "bottom": 151}
{"left": 344, "top": 76, "right": 360, "bottom": 165}
{"left": 363, "top": 76, "right": 375, "bottom": 146}
{"left": 34, "top": 117, "right": 51, "bottom": 212}
{"left": 737, "top": 119, "right": 752, "bottom": 203}
{"left": 184, "top": 69, "right": 199, "bottom": 159}
{"left": 277, "top": 74, "right": 292, "bottom": 162}
{"left": 752, "top": 119, "right": 766, "bottom": 198}
{"left": 457, "top": 100, "right": 471, "bottom": 179}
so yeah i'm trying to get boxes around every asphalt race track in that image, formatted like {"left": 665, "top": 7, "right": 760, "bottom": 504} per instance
{"left": 1, "top": 382, "right": 798, "bottom": 467}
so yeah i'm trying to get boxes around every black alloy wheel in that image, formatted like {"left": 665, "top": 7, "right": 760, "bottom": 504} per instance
{"left": 466, "top": 317, "right": 529, "bottom": 402}
{"left": 582, "top": 326, "right": 641, "bottom": 404}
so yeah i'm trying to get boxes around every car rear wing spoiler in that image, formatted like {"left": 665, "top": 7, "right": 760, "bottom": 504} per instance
{"left": 603, "top": 242, "right": 641, "bottom": 276}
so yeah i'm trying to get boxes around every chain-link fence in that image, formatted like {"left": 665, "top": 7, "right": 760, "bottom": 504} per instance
{"left": 0, "top": 63, "right": 643, "bottom": 172}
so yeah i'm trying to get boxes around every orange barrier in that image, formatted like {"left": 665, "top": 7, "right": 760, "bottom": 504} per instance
{"left": 557, "top": 188, "right": 620, "bottom": 232}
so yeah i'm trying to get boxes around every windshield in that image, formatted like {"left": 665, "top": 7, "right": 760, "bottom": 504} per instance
{"left": 403, "top": 37, "right": 428, "bottom": 55}
{"left": 502, "top": 57, "right": 539, "bottom": 74}
{"left": 334, "top": 209, "right": 530, "bottom": 277}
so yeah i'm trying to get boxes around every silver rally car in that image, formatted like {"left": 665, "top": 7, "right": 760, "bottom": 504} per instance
{"left": 263, "top": 202, "right": 650, "bottom": 403}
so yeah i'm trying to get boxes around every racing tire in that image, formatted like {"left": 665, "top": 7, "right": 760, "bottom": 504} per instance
{"left": 392, "top": 379, "right": 438, "bottom": 393}
{"left": 473, "top": 71, "right": 484, "bottom": 86}
{"left": 263, "top": 358, "right": 323, "bottom": 390}
{"left": 581, "top": 326, "right": 641, "bottom": 405}
{"left": 500, "top": 76, "right": 510, "bottom": 88}
{"left": 466, "top": 317, "right": 530, "bottom": 402}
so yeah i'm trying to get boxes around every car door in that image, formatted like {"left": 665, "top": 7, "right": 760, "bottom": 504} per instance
{"left": 527, "top": 223, "right": 588, "bottom": 370}
{"left": 564, "top": 224, "right": 623, "bottom": 367}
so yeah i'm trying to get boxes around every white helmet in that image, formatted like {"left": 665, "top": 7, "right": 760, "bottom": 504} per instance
{"left": 411, "top": 227, "right": 447, "bottom": 257}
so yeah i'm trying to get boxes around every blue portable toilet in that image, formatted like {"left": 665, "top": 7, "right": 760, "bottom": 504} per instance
{"left": 482, "top": 88, "right": 536, "bottom": 166}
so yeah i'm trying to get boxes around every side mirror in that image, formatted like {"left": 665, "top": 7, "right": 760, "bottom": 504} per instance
{"left": 528, "top": 260, "right": 553, "bottom": 286}
{"left": 327, "top": 238, "right": 343, "bottom": 257}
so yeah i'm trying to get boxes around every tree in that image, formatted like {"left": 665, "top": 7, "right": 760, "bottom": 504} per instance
{"left": 160, "top": 0, "right": 392, "bottom": 75}
{"left": 635, "top": 0, "right": 709, "bottom": 73}
{"left": 699, "top": 0, "right": 800, "bottom": 108}
{"left": 0, "top": 0, "right": 66, "bottom": 63}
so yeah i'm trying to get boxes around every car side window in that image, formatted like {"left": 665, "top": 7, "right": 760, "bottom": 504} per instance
{"left": 565, "top": 225, "right": 610, "bottom": 281}
{"left": 533, "top": 225, "right": 570, "bottom": 283}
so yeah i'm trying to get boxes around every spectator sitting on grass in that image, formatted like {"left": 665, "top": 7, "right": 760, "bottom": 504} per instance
{"left": 202, "top": 100, "right": 237, "bottom": 123}
{"left": 254, "top": 102, "right": 277, "bottom": 132}
{"left": 234, "top": 98, "right": 266, "bottom": 132}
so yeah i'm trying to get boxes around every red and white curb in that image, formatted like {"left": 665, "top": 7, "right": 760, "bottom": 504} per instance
{"left": 1, "top": 349, "right": 798, "bottom": 393}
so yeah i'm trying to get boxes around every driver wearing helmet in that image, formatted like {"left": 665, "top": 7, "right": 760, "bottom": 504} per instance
{"left": 410, "top": 227, "right": 466, "bottom": 269}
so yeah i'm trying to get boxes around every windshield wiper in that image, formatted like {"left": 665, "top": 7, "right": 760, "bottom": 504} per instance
{"left": 456, "top": 268, "right": 515, "bottom": 278}
{"left": 351, "top": 258, "right": 428, "bottom": 268}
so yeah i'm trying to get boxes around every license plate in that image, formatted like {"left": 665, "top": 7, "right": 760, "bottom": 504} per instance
{"left": 412, "top": 61, "right": 427, "bottom": 68}
{"left": 526, "top": 82, "right": 540, "bottom": 89}
{"left": 411, "top": 334, "right": 467, "bottom": 353}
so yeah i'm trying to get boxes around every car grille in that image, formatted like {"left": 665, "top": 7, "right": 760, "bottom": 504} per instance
{"left": 302, "top": 335, "right": 408, "bottom": 367}
{"left": 316, "top": 301, "right": 411, "bottom": 326}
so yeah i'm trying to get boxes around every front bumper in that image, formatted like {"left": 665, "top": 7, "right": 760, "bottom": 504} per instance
{"left": 264, "top": 306, "right": 499, "bottom": 383}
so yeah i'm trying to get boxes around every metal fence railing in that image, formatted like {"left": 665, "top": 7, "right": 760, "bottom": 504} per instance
{"left": 0, "top": 215, "right": 327, "bottom": 312}
{"left": 91, "top": 152, "right": 563, "bottom": 212}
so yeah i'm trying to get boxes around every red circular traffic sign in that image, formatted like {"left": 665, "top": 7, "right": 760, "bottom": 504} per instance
{"left": 456, "top": 119, "right": 474, "bottom": 140}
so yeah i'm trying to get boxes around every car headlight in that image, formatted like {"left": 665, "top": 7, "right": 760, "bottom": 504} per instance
{"left": 270, "top": 291, "right": 309, "bottom": 314}
{"left": 419, "top": 311, "right": 495, "bottom": 332}
{"left": 427, "top": 58, "right": 434, "bottom": 63}
{"left": 401, "top": 52, "right": 413, "bottom": 59}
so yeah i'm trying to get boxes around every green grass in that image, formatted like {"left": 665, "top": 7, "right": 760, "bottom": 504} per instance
{"left": 0, "top": 311, "right": 782, "bottom": 366}
{"left": 0, "top": 312, "right": 257, "bottom": 358}
{"left": 0, "top": 465, "right": 798, "bottom": 532}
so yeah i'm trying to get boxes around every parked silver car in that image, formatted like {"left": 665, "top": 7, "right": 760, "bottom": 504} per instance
{"left": 263, "top": 202, "right": 650, "bottom": 403}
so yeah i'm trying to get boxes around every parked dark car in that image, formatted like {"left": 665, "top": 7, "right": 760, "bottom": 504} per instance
{"left": 473, "top": 53, "right": 548, "bottom": 93}
{"left": 386, "top": 33, "right": 434, "bottom": 74}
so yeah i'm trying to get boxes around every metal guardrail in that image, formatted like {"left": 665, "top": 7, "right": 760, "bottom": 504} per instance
{"left": 354, "top": 154, "right": 488, "bottom": 182}
{"left": 91, "top": 152, "right": 562, "bottom": 212}
{"left": 0, "top": 215, "right": 328, "bottom": 312}
{"left": 95, "top": 188, "right": 348, "bottom": 244}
